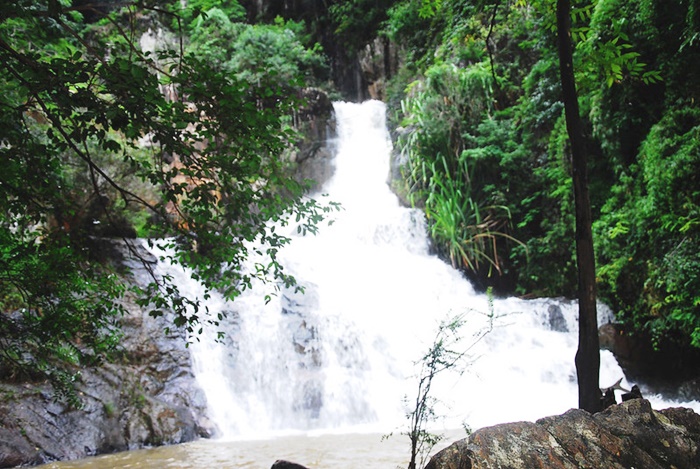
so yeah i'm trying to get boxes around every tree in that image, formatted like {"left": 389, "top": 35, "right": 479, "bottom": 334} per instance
{"left": 0, "top": 0, "right": 332, "bottom": 399}
{"left": 405, "top": 315, "right": 467, "bottom": 469}
{"left": 556, "top": 0, "right": 601, "bottom": 413}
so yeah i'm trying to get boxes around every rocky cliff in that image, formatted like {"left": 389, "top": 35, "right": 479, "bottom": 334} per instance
{"left": 426, "top": 398, "right": 700, "bottom": 469}
{"left": 0, "top": 241, "right": 212, "bottom": 468}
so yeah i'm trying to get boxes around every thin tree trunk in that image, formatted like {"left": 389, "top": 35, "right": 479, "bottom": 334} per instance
{"left": 556, "top": 0, "right": 602, "bottom": 413}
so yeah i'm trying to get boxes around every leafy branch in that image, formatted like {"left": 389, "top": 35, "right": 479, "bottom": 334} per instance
{"left": 0, "top": 0, "right": 335, "bottom": 400}
{"left": 403, "top": 295, "right": 495, "bottom": 469}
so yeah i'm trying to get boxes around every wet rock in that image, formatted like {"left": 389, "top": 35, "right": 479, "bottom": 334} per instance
{"left": 355, "top": 38, "right": 387, "bottom": 100}
{"left": 292, "top": 320, "right": 322, "bottom": 367}
{"left": 598, "top": 322, "right": 620, "bottom": 351}
{"left": 547, "top": 304, "right": 569, "bottom": 332}
{"left": 678, "top": 377, "right": 700, "bottom": 401}
{"left": 601, "top": 388, "right": 617, "bottom": 409}
{"left": 300, "top": 380, "right": 323, "bottom": 419}
{"left": 425, "top": 399, "right": 700, "bottom": 469}
{"left": 283, "top": 284, "right": 323, "bottom": 368}
{"left": 621, "top": 384, "right": 644, "bottom": 402}
{"left": 271, "top": 460, "right": 311, "bottom": 469}
{"left": 0, "top": 428, "right": 42, "bottom": 468}
{"left": 282, "top": 284, "right": 320, "bottom": 317}
{"left": 291, "top": 88, "right": 336, "bottom": 191}
{"left": 598, "top": 323, "right": 700, "bottom": 401}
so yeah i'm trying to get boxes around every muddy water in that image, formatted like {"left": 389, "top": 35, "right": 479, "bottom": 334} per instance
{"left": 36, "top": 431, "right": 464, "bottom": 469}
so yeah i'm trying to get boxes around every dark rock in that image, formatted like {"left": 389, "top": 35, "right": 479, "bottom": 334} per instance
{"left": 599, "top": 377, "right": 630, "bottom": 409}
{"left": 601, "top": 387, "right": 617, "bottom": 409}
{"left": 621, "top": 384, "right": 644, "bottom": 402}
{"left": 598, "top": 323, "right": 700, "bottom": 399}
{"left": 0, "top": 428, "right": 42, "bottom": 468}
{"left": 547, "top": 304, "right": 569, "bottom": 332}
{"left": 426, "top": 399, "right": 700, "bottom": 469}
{"left": 660, "top": 406, "right": 700, "bottom": 436}
{"left": 271, "top": 460, "right": 310, "bottom": 469}
{"left": 678, "top": 377, "right": 700, "bottom": 401}
{"left": 291, "top": 88, "right": 336, "bottom": 192}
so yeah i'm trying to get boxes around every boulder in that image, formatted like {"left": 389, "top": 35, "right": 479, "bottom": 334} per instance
{"left": 271, "top": 460, "right": 311, "bottom": 469}
{"left": 425, "top": 399, "right": 700, "bottom": 469}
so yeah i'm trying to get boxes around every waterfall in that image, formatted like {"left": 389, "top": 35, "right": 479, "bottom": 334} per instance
{"left": 154, "top": 100, "right": 692, "bottom": 441}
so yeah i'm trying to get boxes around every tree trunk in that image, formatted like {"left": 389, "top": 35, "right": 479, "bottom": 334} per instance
{"left": 556, "top": 0, "right": 602, "bottom": 413}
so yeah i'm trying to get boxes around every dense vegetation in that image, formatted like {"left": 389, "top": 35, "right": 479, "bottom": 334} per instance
{"left": 373, "top": 0, "right": 699, "bottom": 360}
{"left": 0, "top": 0, "right": 334, "bottom": 400}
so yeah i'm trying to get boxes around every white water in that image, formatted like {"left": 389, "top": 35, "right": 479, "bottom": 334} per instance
{"left": 159, "top": 100, "right": 698, "bottom": 442}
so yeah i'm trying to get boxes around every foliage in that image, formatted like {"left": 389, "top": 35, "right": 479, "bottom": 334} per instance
{"left": 178, "top": 0, "right": 247, "bottom": 26}
{"left": 0, "top": 232, "right": 125, "bottom": 406}
{"left": 595, "top": 107, "right": 700, "bottom": 348}
{"left": 384, "top": 0, "right": 700, "bottom": 357}
{"left": 187, "top": 7, "right": 326, "bottom": 89}
{"left": 406, "top": 315, "right": 464, "bottom": 469}
{"left": 2, "top": 0, "right": 699, "bottom": 404}
{"left": 384, "top": 0, "right": 445, "bottom": 69}
{"left": 398, "top": 62, "right": 523, "bottom": 281}
{"left": 0, "top": 0, "right": 335, "bottom": 398}
{"left": 328, "top": 0, "right": 396, "bottom": 55}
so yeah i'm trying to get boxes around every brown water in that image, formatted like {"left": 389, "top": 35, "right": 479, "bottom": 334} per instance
{"left": 36, "top": 431, "right": 463, "bottom": 469}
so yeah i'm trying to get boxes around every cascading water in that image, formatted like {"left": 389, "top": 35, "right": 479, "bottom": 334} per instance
{"left": 158, "top": 100, "right": 692, "bottom": 441}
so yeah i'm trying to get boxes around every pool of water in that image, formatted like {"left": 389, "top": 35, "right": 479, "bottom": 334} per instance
{"left": 36, "top": 430, "right": 465, "bottom": 469}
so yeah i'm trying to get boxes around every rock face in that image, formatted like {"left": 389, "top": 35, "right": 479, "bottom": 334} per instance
{"left": 599, "top": 322, "right": 700, "bottom": 401}
{"left": 290, "top": 88, "right": 336, "bottom": 192}
{"left": 426, "top": 399, "right": 700, "bottom": 469}
{"left": 356, "top": 37, "right": 399, "bottom": 101}
{"left": 0, "top": 241, "right": 211, "bottom": 468}
{"left": 243, "top": 1, "right": 397, "bottom": 101}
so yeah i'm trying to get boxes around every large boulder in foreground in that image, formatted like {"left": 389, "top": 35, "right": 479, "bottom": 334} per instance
{"left": 426, "top": 399, "right": 700, "bottom": 469}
